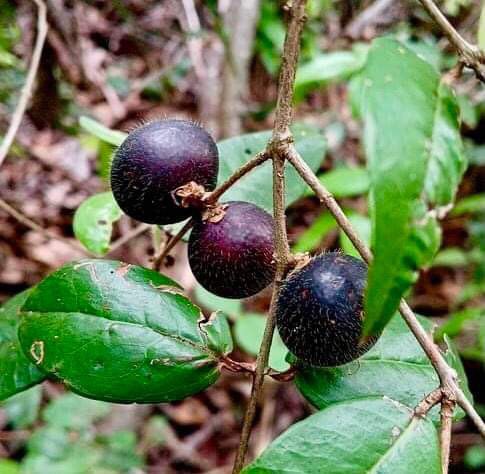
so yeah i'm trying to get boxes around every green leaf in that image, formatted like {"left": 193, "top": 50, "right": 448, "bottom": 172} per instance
{"left": 295, "top": 46, "right": 368, "bottom": 97}
{"left": 217, "top": 124, "right": 326, "bottom": 212}
{"left": 73, "top": 192, "right": 123, "bottom": 255}
{"left": 234, "top": 314, "right": 289, "bottom": 372}
{"left": 79, "top": 116, "right": 126, "bottom": 147}
{"left": 292, "top": 212, "right": 338, "bottom": 253}
{"left": 435, "top": 308, "right": 484, "bottom": 340}
{"left": 465, "top": 445, "right": 485, "bottom": 470}
{"left": 0, "top": 291, "right": 46, "bottom": 400}
{"left": 313, "top": 166, "right": 369, "bottom": 198}
{"left": 2, "top": 385, "right": 41, "bottom": 428}
{"left": 194, "top": 284, "right": 243, "bottom": 317}
{"left": 452, "top": 193, "right": 485, "bottom": 216}
{"left": 0, "top": 460, "right": 20, "bottom": 474}
{"left": 18, "top": 259, "right": 233, "bottom": 403}
{"left": 24, "top": 425, "right": 102, "bottom": 474}
{"left": 243, "top": 397, "right": 440, "bottom": 474}
{"left": 361, "top": 38, "right": 466, "bottom": 336}
{"left": 432, "top": 247, "right": 469, "bottom": 267}
{"left": 43, "top": 393, "right": 111, "bottom": 430}
{"left": 23, "top": 392, "right": 143, "bottom": 474}
{"left": 294, "top": 315, "right": 471, "bottom": 422}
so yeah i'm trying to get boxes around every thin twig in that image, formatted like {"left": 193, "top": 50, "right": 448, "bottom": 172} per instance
{"left": 418, "top": 0, "right": 485, "bottom": 81}
{"left": 440, "top": 389, "right": 456, "bottom": 474}
{"left": 414, "top": 387, "right": 443, "bottom": 418}
{"left": 0, "top": 198, "right": 87, "bottom": 254}
{"left": 232, "top": 2, "right": 307, "bottom": 472}
{"left": 153, "top": 152, "right": 269, "bottom": 269}
{"left": 0, "top": 0, "right": 48, "bottom": 167}
{"left": 285, "top": 145, "right": 485, "bottom": 439}
{"left": 152, "top": 219, "right": 194, "bottom": 271}
{"left": 108, "top": 223, "right": 151, "bottom": 254}
{"left": 205, "top": 152, "right": 268, "bottom": 204}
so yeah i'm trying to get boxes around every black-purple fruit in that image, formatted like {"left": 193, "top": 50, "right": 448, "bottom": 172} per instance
{"left": 276, "top": 252, "right": 378, "bottom": 367}
{"left": 110, "top": 119, "right": 219, "bottom": 225}
{"left": 188, "top": 201, "right": 276, "bottom": 299}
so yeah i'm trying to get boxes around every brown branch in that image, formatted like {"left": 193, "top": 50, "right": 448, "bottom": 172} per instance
{"left": 285, "top": 145, "right": 485, "bottom": 440}
{"left": 440, "top": 389, "right": 456, "bottom": 474}
{"left": 414, "top": 387, "right": 443, "bottom": 418}
{"left": 414, "top": 386, "right": 455, "bottom": 472}
{"left": 152, "top": 219, "right": 194, "bottom": 271}
{"left": 0, "top": 0, "right": 48, "bottom": 167}
{"left": 108, "top": 223, "right": 151, "bottom": 254}
{"left": 418, "top": 0, "right": 485, "bottom": 81}
{"left": 232, "top": 2, "right": 307, "bottom": 472}
{"left": 205, "top": 152, "right": 269, "bottom": 204}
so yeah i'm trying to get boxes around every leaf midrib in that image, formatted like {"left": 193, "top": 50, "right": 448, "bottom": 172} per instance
{"left": 24, "top": 310, "right": 220, "bottom": 360}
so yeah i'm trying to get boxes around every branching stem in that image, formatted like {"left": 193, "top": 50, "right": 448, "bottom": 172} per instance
{"left": 418, "top": 0, "right": 485, "bottom": 81}
{"left": 232, "top": 2, "right": 307, "bottom": 472}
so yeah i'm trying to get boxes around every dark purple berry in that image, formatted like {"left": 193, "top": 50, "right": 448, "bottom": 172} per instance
{"left": 110, "top": 119, "right": 219, "bottom": 225}
{"left": 188, "top": 201, "right": 276, "bottom": 299}
{"left": 276, "top": 252, "right": 379, "bottom": 367}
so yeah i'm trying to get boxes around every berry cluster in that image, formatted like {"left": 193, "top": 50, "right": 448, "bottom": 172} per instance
{"left": 111, "top": 120, "right": 379, "bottom": 368}
{"left": 111, "top": 119, "right": 276, "bottom": 299}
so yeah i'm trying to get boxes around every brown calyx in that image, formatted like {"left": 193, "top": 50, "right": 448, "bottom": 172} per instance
{"left": 173, "top": 181, "right": 209, "bottom": 209}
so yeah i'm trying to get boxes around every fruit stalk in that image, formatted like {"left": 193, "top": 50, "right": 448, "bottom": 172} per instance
{"left": 153, "top": 152, "right": 269, "bottom": 269}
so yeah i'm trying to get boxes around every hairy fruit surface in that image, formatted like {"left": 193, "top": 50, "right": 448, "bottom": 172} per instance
{"left": 188, "top": 201, "right": 276, "bottom": 299}
{"left": 111, "top": 119, "right": 219, "bottom": 224}
{"left": 276, "top": 252, "right": 378, "bottom": 367}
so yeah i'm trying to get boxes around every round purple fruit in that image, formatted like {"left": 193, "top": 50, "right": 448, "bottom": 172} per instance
{"left": 111, "top": 119, "right": 219, "bottom": 225}
{"left": 188, "top": 201, "right": 276, "bottom": 299}
{"left": 276, "top": 252, "right": 379, "bottom": 367}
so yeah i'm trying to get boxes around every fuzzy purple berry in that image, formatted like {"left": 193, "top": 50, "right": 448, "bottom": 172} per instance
{"left": 111, "top": 119, "right": 219, "bottom": 224}
{"left": 188, "top": 201, "right": 276, "bottom": 299}
{"left": 276, "top": 252, "right": 379, "bottom": 367}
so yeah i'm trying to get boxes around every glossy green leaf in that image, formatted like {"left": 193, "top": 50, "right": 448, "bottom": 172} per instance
{"left": 292, "top": 212, "right": 338, "bottom": 253}
{"left": 18, "top": 260, "right": 233, "bottom": 403}
{"left": 361, "top": 38, "right": 466, "bottom": 336}
{"left": 0, "top": 291, "right": 46, "bottom": 401}
{"left": 79, "top": 116, "right": 126, "bottom": 147}
{"left": 2, "top": 385, "right": 41, "bottom": 428}
{"left": 73, "top": 192, "right": 123, "bottom": 255}
{"left": 234, "top": 314, "right": 289, "bottom": 372}
{"left": 243, "top": 397, "right": 440, "bottom": 474}
{"left": 218, "top": 124, "right": 326, "bottom": 212}
{"left": 295, "top": 315, "right": 471, "bottom": 422}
